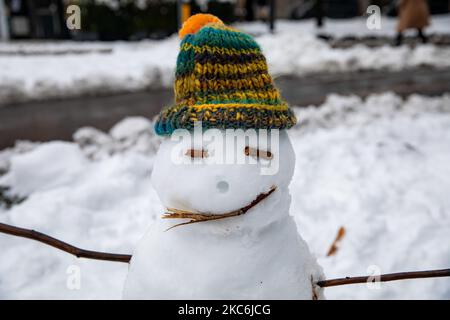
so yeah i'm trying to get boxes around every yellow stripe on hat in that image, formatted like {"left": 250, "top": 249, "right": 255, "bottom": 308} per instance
{"left": 191, "top": 103, "right": 289, "bottom": 112}
{"left": 181, "top": 43, "right": 261, "bottom": 56}
{"left": 194, "top": 61, "right": 268, "bottom": 76}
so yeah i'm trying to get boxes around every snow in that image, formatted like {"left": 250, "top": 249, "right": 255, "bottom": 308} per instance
{"left": 0, "top": 39, "right": 177, "bottom": 105}
{"left": 73, "top": 116, "right": 161, "bottom": 161}
{"left": 1, "top": 15, "right": 450, "bottom": 104}
{"left": 0, "top": 143, "right": 158, "bottom": 299}
{"left": 0, "top": 141, "right": 37, "bottom": 175}
{"left": 290, "top": 93, "right": 450, "bottom": 299}
{"left": 1, "top": 92, "right": 450, "bottom": 299}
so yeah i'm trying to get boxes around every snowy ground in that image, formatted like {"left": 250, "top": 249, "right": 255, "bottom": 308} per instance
{"left": 1, "top": 15, "right": 450, "bottom": 105}
{"left": 0, "top": 92, "right": 449, "bottom": 299}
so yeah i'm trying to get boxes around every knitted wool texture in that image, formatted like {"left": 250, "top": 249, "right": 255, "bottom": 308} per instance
{"left": 154, "top": 14, "right": 297, "bottom": 135}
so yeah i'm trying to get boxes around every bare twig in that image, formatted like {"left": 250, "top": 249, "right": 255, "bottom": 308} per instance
{"left": 0, "top": 222, "right": 131, "bottom": 263}
{"left": 317, "top": 268, "right": 450, "bottom": 287}
{"left": 326, "top": 226, "right": 346, "bottom": 257}
{"left": 162, "top": 186, "right": 277, "bottom": 230}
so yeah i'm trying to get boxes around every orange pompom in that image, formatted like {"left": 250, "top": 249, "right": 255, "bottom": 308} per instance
{"left": 179, "top": 14, "right": 223, "bottom": 39}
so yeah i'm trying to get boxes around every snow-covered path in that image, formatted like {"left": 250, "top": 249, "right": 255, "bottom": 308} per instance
{"left": 0, "top": 92, "right": 449, "bottom": 299}
{"left": 1, "top": 15, "right": 450, "bottom": 105}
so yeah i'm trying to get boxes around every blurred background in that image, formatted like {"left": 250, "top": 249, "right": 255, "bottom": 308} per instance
{"left": 0, "top": 0, "right": 450, "bottom": 148}
{"left": 1, "top": 0, "right": 450, "bottom": 40}
{"left": 0, "top": 1, "right": 450, "bottom": 300}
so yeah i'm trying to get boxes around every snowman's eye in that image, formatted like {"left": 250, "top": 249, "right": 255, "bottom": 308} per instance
{"left": 186, "top": 149, "right": 208, "bottom": 158}
{"left": 244, "top": 146, "right": 273, "bottom": 160}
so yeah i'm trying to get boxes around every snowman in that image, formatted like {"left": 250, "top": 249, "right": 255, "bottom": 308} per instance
{"left": 123, "top": 14, "right": 324, "bottom": 299}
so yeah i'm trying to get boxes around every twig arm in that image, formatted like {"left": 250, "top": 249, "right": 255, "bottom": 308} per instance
{"left": 1, "top": 222, "right": 450, "bottom": 288}
{"left": 317, "top": 268, "right": 450, "bottom": 287}
{"left": 0, "top": 222, "right": 131, "bottom": 263}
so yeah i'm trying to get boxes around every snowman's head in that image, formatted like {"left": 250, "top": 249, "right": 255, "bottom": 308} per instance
{"left": 151, "top": 128, "right": 295, "bottom": 214}
{"left": 151, "top": 14, "right": 298, "bottom": 215}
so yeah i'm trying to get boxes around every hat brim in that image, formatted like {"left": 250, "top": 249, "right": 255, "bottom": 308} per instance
{"left": 155, "top": 103, "right": 297, "bottom": 135}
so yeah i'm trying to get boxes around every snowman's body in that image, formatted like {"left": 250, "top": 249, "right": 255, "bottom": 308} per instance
{"left": 123, "top": 131, "right": 324, "bottom": 299}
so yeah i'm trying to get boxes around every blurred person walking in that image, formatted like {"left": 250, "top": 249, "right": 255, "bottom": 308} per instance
{"left": 395, "top": 0, "right": 430, "bottom": 46}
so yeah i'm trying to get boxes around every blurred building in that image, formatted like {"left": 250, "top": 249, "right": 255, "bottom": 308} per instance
{"left": 0, "top": 0, "right": 449, "bottom": 40}
{"left": 0, "top": 0, "right": 9, "bottom": 40}
{"left": 288, "top": 0, "right": 449, "bottom": 20}
{"left": 3, "top": 0, "right": 68, "bottom": 39}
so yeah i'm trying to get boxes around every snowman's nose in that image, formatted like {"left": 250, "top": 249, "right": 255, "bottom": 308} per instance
{"left": 216, "top": 180, "right": 229, "bottom": 193}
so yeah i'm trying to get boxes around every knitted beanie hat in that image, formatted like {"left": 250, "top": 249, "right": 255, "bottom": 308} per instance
{"left": 154, "top": 14, "right": 297, "bottom": 135}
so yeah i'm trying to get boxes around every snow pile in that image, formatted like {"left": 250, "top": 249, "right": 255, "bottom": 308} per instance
{"left": 290, "top": 92, "right": 450, "bottom": 299}
{"left": 258, "top": 32, "right": 450, "bottom": 75}
{"left": 295, "top": 92, "right": 450, "bottom": 131}
{"left": 73, "top": 116, "right": 162, "bottom": 160}
{"left": 0, "top": 141, "right": 159, "bottom": 299}
{"left": 0, "top": 141, "right": 38, "bottom": 176}
{"left": 0, "top": 39, "right": 178, "bottom": 105}
{"left": 1, "top": 92, "right": 450, "bottom": 299}
{"left": 2, "top": 15, "right": 450, "bottom": 104}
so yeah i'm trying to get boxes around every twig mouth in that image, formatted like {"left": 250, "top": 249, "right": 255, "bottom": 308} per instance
{"left": 162, "top": 186, "right": 277, "bottom": 231}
